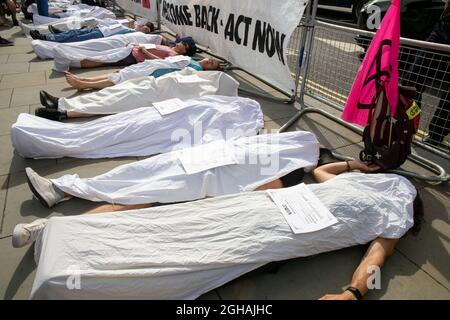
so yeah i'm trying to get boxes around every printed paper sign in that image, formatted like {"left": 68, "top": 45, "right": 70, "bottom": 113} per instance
{"left": 178, "top": 140, "right": 237, "bottom": 174}
{"left": 152, "top": 98, "right": 189, "bottom": 115}
{"left": 268, "top": 183, "right": 338, "bottom": 234}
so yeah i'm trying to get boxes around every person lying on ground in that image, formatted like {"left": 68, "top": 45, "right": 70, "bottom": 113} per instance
{"left": 72, "top": 40, "right": 196, "bottom": 70}
{"left": 14, "top": 161, "right": 423, "bottom": 301}
{"left": 29, "top": 21, "right": 155, "bottom": 42}
{"left": 18, "top": 131, "right": 319, "bottom": 211}
{"left": 32, "top": 31, "right": 163, "bottom": 60}
{"left": 57, "top": 56, "right": 219, "bottom": 92}
{"left": 11, "top": 95, "right": 263, "bottom": 159}
{"left": 28, "top": 2, "right": 116, "bottom": 25}
{"left": 35, "top": 67, "right": 231, "bottom": 120}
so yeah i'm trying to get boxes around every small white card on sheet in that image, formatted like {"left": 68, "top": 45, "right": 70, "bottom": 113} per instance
{"left": 152, "top": 98, "right": 189, "bottom": 115}
{"left": 176, "top": 73, "right": 207, "bottom": 84}
{"left": 178, "top": 140, "right": 237, "bottom": 175}
{"left": 267, "top": 183, "right": 338, "bottom": 234}
{"left": 139, "top": 43, "right": 156, "bottom": 50}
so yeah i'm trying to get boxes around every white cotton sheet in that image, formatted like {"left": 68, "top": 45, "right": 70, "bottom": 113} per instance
{"left": 32, "top": 32, "right": 162, "bottom": 62}
{"left": 50, "top": 131, "right": 320, "bottom": 205}
{"left": 11, "top": 95, "right": 264, "bottom": 159}
{"left": 30, "top": 4, "right": 116, "bottom": 25}
{"left": 58, "top": 69, "right": 239, "bottom": 114}
{"left": 107, "top": 56, "right": 192, "bottom": 84}
{"left": 31, "top": 173, "right": 415, "bottom": 299}
{"left": 20, "top": 17, "right": 129, "bottom": 36}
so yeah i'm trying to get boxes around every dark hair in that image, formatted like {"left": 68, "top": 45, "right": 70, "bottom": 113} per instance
{"left": 145, "top": 22, "right": 155, "bottom": 33}
{"left": 184, "top": 41, "right": 197, "bottom": 57}
{"left": 409, "top": 190, "right": 424, "bottom": 236}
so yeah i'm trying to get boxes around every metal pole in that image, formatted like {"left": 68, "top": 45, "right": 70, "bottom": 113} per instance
{"left": 156, "top": 0, "right": 161, "bottom": 30}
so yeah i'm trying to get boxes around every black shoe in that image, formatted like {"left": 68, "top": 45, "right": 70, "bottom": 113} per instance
{"left": 39, "top": 90, "right": 59, "bottom": 109}
{"left": 0, "top": 37, "right": 14, "bottom": 47}
{"left": 48, "top": 25, "right": 63, "bottom": 34}
{"left": 30, "top": 30, "right": 46, "bottom": 40}
{"left": 35, "top": 108, "right": 67, "bottom": 121}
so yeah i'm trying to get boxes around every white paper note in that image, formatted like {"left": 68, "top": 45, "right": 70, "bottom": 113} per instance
{"left": 178, "top": 140, "right": 237, "bottom": 174}
{"left": 165, "top": 55, "right": 191, "bottom": 63}
{"left": 152, "top": 98, "right": 189, "bottom": 115}
{"left": 268, "top": 183, "right": 338, "bottom": 234}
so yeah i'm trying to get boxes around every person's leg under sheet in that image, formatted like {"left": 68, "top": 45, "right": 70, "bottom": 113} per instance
{"left": 44, "top": 27, "right": 104, "bottom": 43}
{"left": 50, "top": 132, "right": 319, "bottom": 205}
{"left": 58, "top": 70, "right": 239, "bottom": 115}
{"left": 11, "top": 96, "right": 264, "bottom": 159}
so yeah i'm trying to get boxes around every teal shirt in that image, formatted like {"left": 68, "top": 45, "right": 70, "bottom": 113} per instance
{"left": 150, "top": 60, "right": 203, "bottom": 78}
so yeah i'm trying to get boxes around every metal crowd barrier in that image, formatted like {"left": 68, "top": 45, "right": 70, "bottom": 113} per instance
{"left": 281, "top": 0, "right": 449, "bottom": 183}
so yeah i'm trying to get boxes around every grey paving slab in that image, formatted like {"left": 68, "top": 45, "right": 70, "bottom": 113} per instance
{"left": 0, "top": 55, "right": 8, "bottom": 64}
{"left": 0, "top": 134, "right": 56, "bottom": 176}
{"left": 0, "top": 106, "right": 29, "bottom": 136}
{"left": 6, "top": 53, "right": 38, "bottom": 63}
{"left": 396, "top": 186, "right": 450, "bottom": 290}
{"left": 0, "top": 63, "right": 29, "bottom": 76}
{"left": 0, "top": 88, "right": 13, "bottom": 108}
{"left": 1, "top": 158, "right": 137, "bottom": 237}
{"left": 0, "top": 236, "right": 36, "bottom": 300}
{"left": 29, "top": 61, "right": 54, "bottom": 73}
{"left": 0, "top": 45, "right": 33, "bottom": 55}
{"left": 216, "top": 246, "right": 450, "bottom": 300}
{"left": 0, "top": 72, "right": 46, "bottom": 90}
{"left": 11, "top": 83, "right": 78, "bottom": 107}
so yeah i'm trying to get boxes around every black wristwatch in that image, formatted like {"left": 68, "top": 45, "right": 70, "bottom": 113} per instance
{"left": 345, "top": 286, "right": 363, "bottom": 300}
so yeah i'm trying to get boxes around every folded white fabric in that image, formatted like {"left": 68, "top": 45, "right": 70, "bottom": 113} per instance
{"left": 107, "top": 56, "right": 193, "bottom": 84}
{"left": 58, "top": 69, "right": 239, "bottom": 114}
{"left": 11, "top": 95, "right": 264, "bottom": 159}
{"left": 31, "top": 173, "right": 415, "bottom": 299}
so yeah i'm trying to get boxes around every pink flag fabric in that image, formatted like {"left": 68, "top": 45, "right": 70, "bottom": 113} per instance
{"left": 342, "top": 0, "right": 401, "bottom": 126}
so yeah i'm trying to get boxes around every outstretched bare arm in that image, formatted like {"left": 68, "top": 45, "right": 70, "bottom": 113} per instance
{"left": 319, "top": 237, "right": 399, "bottom": 300}
{"left": 312, "top": 160, "right": 380, "bottom": 183}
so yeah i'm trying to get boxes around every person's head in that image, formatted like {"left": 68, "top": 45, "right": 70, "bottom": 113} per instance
{"left": 174, "top": 40, "right": 197, "bottom": 56}
{"left": 135, "top": 22, "right": 155, "bottom": 34}
{"left": 198, "top": 58, "right": 221, "bottom": 70}
{"left": 409, "top": 190, "right": 424, "bottom": 236}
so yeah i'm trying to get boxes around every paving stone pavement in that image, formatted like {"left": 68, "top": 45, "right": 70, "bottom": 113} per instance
{"left": 0, "top": 22, "right": 448, "bottom": 300}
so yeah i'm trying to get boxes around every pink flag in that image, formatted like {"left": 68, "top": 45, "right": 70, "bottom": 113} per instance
{"left": 342, "top": 0, "right": 401, "bottom": 126}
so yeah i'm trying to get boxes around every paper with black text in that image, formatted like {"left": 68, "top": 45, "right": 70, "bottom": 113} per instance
{"left": 152, "top": 98, "right": 189, "bottom": 115}
{"left": 268, "top": 183, "right": 338, "bottom": 234}
{"left": 178, "top": 140, "right": 237, "bottom": 174}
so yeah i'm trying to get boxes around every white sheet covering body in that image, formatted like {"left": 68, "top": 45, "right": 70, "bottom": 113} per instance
{"left": 107, "top": 55, "right": 192, "bottom": 84}
{"left": 31, "top": 32, "right": 162, "bottom": 65}
{"left": 58, "top": 69, "right": 239, "bottom": 114}
{"left": 21, "top": 17, "right": 129, "bottom": 36}
{"left": 50, "top": 131, "right": 319, "bottom": 205}
{"left": 30, "top": 173, "right": 416, "bottom": 299}
{"left": 30, "top": 4, "right": 116, "bottom": 25}
{"left": 11, "top": 95, "right": 264, "bottom": 159}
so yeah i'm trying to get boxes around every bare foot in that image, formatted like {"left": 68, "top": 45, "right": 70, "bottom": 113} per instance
{"left": 64, "top": 72, "right": 88, "bottom": 90}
